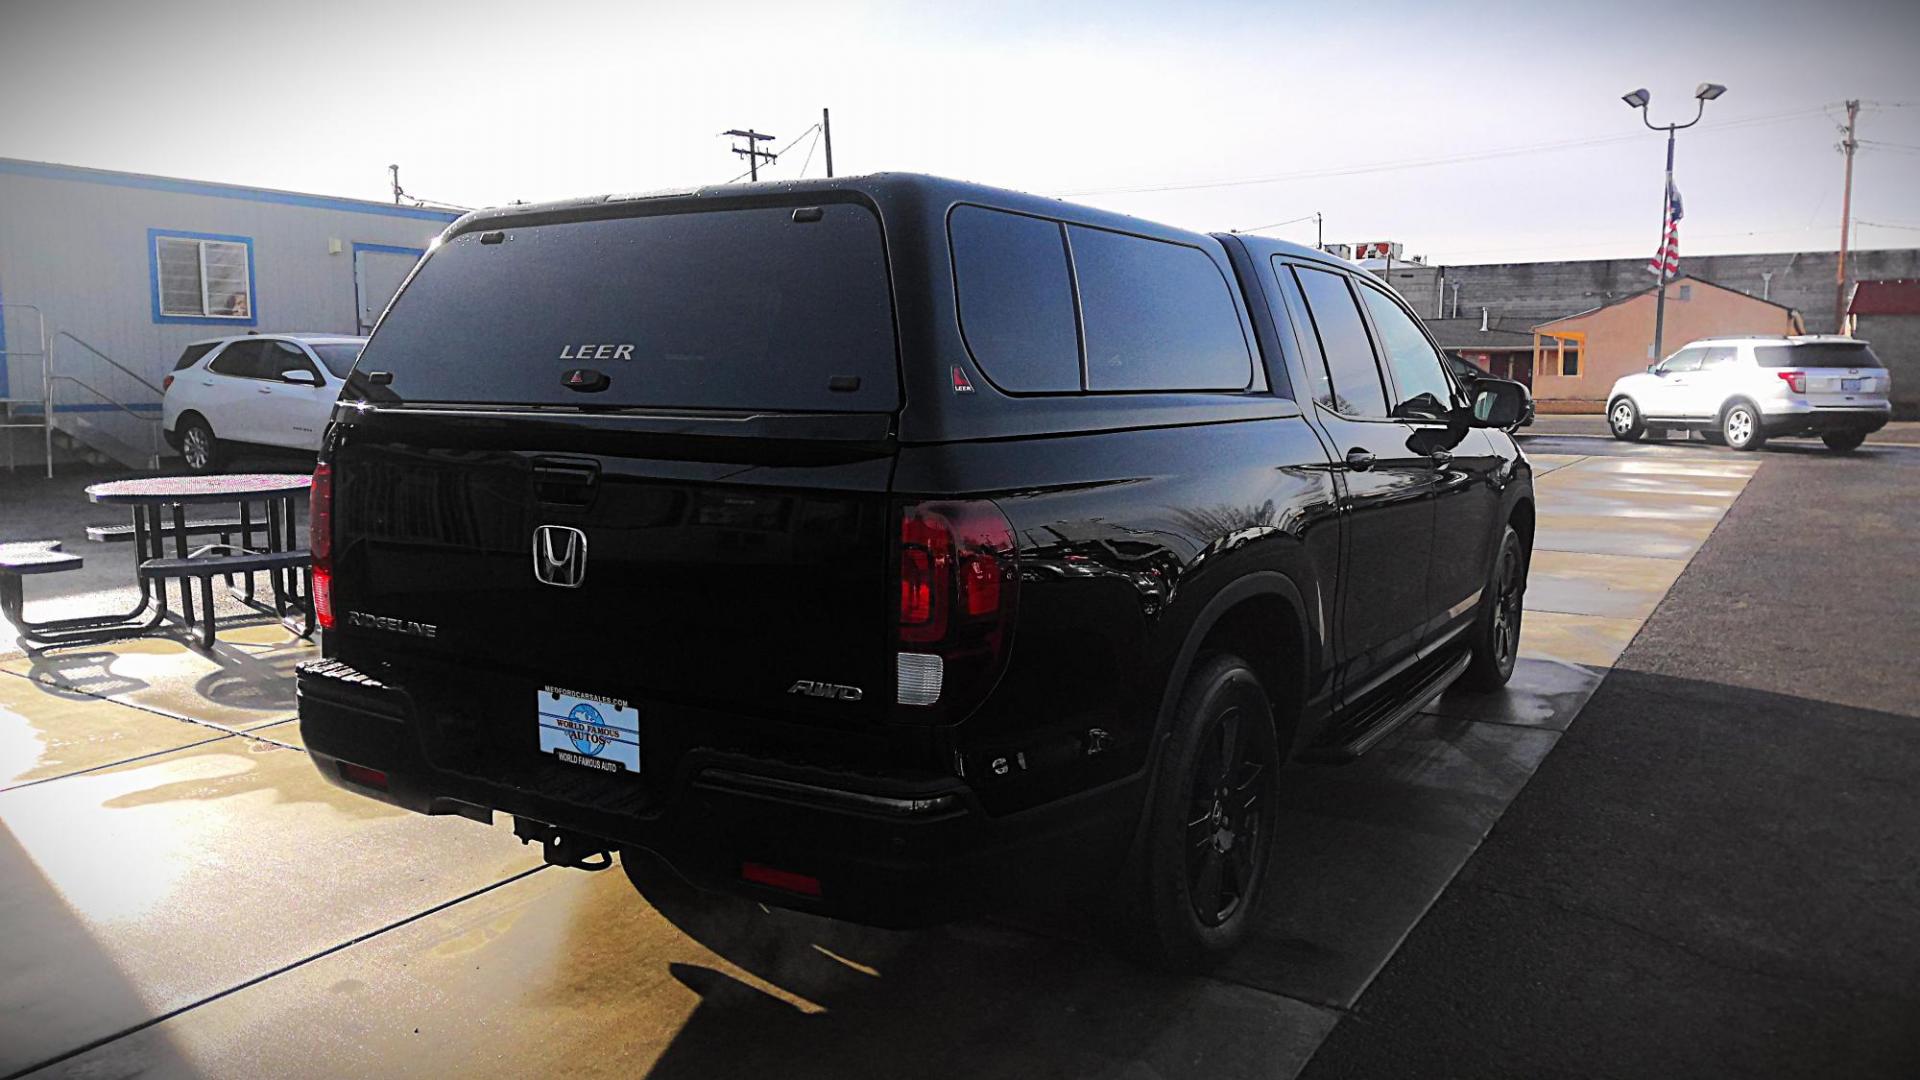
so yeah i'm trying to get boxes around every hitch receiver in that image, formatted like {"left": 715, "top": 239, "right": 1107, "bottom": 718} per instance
{"left": 513, "top": 815, "right": 613, "bottom": 871}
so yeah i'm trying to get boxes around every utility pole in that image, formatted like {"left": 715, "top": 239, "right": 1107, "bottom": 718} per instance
{"left": 1835, "top": 99, "right": 1860, "bottom": 331}
{"left": 389, "top": 164, "right": 402, "bottom": 205}
{"left": 725, "top": 129, "right": 778, "bottom": 181}
{"left": 822, "top": 108, "right": 834, "bottom": 178}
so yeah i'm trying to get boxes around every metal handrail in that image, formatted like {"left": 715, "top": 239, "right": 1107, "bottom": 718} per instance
{"left": 48, "top": 373, "right": 163, "bottom": 425}
{"left": 53, "top": 330, "right": 165, "bottom": 396}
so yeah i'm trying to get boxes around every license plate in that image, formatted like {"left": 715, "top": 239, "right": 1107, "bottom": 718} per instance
{"left": 537, "top": 687, "right": 640, "bottom": 774}
{"left": 1842, "top": 378, "right": 1863, "bottom": 391}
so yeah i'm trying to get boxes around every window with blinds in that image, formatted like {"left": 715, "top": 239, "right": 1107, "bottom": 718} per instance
{"left": 154, "top": 234, "right": 252, "bottom": 319}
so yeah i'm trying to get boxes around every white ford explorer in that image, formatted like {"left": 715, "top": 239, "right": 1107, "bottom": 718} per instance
{"left": 1607, "top": 335, "right": 1892, "bottom": 452}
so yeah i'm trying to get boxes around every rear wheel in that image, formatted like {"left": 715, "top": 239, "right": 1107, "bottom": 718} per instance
{"left": 1608, "top": 398, "right": 1644, "bottom": 441}
{"left": 1110, "top": 653, "right": 1279, "bottom": 972}
{"left": 1822, "top": 430, "right": 1867, "bottom": 452}
{"left": 178, "top": 416, "right": 224, "bottom": 474}
{"left": 1462, "top": 526, "right": 1527, "bottom": 691}
{"left": 1722, "top": 402, "right": 1766, "bottom": 451}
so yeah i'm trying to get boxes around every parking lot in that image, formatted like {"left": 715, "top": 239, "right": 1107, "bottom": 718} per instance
{"left": 5, "top": 433, "right": 1909, "bottom": 1079}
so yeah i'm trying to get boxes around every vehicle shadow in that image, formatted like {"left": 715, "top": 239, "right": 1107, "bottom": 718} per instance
{"left": 627, "top": 856, "right": 1327, "bottom": 1080}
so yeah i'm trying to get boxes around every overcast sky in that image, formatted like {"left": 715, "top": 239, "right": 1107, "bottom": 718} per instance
{"left": 3, "top": 0, "right": 1917, "bottom": 264}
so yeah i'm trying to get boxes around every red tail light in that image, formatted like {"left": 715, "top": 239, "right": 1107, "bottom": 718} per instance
{"left": 895, "top": 500, "right": 1019, "bottom": 722}
{"left": 1776, "top": 370, "right": 1806, "bottom": 394}
{"left": 310, "top": 462, "right": 334, "bottom": 630}
{"left": 162, "top": 374, "right": 175, "bottom": 392}
{"left": 741, "top": 862, "right": 823, "bottom": 897}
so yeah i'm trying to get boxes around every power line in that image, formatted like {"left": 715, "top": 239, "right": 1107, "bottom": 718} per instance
{"left": 1234, "top": 213, "right": 1319, "bottom": 234}
{"left": 1053, "top": 105, "right": 1831, "bottom": 198}
{"left": 796, "top": 126, "right": 824, "bottom": 179}
{"left": 1856, "top": 219, "right": 1920, "bottom": 232}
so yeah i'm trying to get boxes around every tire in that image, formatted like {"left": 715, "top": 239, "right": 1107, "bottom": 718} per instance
{"left": 1461, "top": 525, "right": 1527, "bottom": 691}
{"left": 177, "top": 415, "right": 224, "bottom": 474}
{"left": 1822, "top": 430, "right": 1867, "bottom": 452}
{"left": 1721, "top": 401, "right": 1766, "bottom": 451}
{"left": 1608, "top": 397, "right": 1645, "bottom": 441}
{"left": 1108, "top": 653, "right": 1280, "bottom": 972}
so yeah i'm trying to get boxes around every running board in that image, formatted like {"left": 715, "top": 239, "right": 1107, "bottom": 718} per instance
{"left": 1299, "top": 650, "right": 1472, "bottom": 764}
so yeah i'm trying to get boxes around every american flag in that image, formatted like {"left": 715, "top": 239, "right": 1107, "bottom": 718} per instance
{"left": 1649, "top": 180, "right": 1683, "bottom": 279}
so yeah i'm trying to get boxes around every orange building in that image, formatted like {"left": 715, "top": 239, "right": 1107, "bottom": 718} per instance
{"left": 1529, "top": 275, "right": 1804, "bottom": 408}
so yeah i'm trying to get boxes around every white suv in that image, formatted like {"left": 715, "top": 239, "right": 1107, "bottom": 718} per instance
{"left": 161, "top": 333, "right": 365, "bottom": 472}
{"left": 1607, "top": 336, "right": 1892, "bottom": 452}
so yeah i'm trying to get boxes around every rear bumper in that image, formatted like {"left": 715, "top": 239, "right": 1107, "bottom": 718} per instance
{"left": 1760, "top": 405, "right": 1891, "bottom": 435}
{"left": 296, "top": 660, "right": 1138, "bottom": 927}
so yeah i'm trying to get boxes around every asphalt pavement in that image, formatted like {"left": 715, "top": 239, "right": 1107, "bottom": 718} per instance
{"left": 1301, "top": 433, "right": 1920, "bottom": 1077}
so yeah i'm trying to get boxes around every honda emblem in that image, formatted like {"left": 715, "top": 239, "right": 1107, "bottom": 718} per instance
{"left": 532, "top": 525, "right": 588, "bottom": 588}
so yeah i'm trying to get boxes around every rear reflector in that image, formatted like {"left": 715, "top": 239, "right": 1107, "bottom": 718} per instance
{"left": 896, "top": 651, "right": 944, "bottom": 705}
{"left": 338, "top": 761, "right": 389, "bottom": 790}
{"left": 741, "top": 862, "right": 823, "bottom": 897}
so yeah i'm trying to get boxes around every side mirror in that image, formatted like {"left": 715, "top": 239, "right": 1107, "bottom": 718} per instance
{"left": 1647, "top": 364, "right": 1663, "bottom": 374}
{"left": 280, "top": 368, "right": 321, "bottom": 386}
{"left": 1467, "top": 377, "right": 1531, "bottom": 430}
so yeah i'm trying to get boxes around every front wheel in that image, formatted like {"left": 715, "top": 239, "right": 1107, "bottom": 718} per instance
{"left": 1461, "top": 526, "right": 1527, "bottom": 691}
{"left": 1722, "top": 403, "right": 1766, "bottom": 451}
{"left": 1608, "top": 398, "right": 1645, "bottom": 441}
{"left": 1109, "top": 653, "right": 1280, "bottom": 972}
{"left": 1822, "top": 430, "right": 1867, "bottom": 452}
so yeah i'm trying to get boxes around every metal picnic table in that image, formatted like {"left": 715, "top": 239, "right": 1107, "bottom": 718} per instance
{"left": 0, "top": 473, "right": 314, "bottom": 650}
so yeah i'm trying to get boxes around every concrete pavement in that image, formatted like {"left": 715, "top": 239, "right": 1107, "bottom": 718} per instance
{"left": 0, "top": 450, "right": 1764, "bottom": 1078}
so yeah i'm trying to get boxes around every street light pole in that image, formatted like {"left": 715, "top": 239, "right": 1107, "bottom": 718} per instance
{"left": 1622, "top": 83, "right": 1724, "bottom": 364}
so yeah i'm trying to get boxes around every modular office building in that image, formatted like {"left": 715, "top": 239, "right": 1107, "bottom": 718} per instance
{"left": 0, "top": 158, "right": 459, "bottom": 467}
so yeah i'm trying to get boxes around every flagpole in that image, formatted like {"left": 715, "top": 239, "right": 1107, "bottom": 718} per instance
{"left": 1622, "top": 83, "right": 1726, "bottom": 367}
{"left": 1652, "top": 126, "right": 1677, "bottom": 364}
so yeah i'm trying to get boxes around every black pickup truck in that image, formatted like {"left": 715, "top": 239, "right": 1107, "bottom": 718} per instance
{"left": 298, "top": 173, "right": 1533, "bottom": 970}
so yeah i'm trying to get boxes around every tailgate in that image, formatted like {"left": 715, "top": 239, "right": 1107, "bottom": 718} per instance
{"left": 329, "top": 411, "right": 898, "bottom": 731}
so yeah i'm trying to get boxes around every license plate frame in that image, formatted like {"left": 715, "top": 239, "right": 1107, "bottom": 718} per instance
{"left": 1843, "top": 378, "right": 1863, "bottom": 392}
{"left": 537, "top": 686, "right": 641, "bottom": 775}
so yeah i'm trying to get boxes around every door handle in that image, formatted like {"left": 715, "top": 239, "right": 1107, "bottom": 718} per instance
{"left": 257, "top": 386, "right": 273, "bottom": 394}
{"left": 1345, "top": 447, "right": 1375, "bottom": 472}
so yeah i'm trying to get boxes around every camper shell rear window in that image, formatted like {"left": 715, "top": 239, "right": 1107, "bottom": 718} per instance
{"left": 352, "top": 201, "right": 898, "bottom": 412}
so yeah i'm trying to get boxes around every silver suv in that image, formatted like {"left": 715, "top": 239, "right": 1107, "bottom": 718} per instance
{"left": 1607, "top": 336, "right": 1892, "bottom": 452}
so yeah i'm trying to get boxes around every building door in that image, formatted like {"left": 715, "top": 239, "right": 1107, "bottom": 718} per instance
{"left": 352, "top": 244, "right": 424, "bottom": 335}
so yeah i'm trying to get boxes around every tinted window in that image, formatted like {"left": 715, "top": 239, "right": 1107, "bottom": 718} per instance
{"left": 1068, "top": 226, "right": 1250, "bottom": 392}
{"left": 310, "top": 343, "right": 362, "bottom": 379}
{"left": 949, "top": 207, "right": 1081, "bottom": 393}
{"left": 264, "top": 340, "right": 316, "bottom": 379}
{"left": 356, "top": 203, "right": 897, "bottom": 410}
{"left": 174, "top": 342, "right": 219, "bottom": 371}
{"left": 1755, "top": 342, "right": 1882, "bottom": 368}
{"left": 1360, "top": 285, "right": 1455, "bottom": 420}
{"left": 1293, "top": 267, "right": 1388, "bottom": 418}
{"left": 208, "top": 340, "right": 269, "bottom": 379}
{"left": 1663, "top": 348, "right": 1707, "bottom": 373}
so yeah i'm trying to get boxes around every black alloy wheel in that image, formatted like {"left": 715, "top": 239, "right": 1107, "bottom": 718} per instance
{"left": 1463, "top": 525, "right": 1526, "bottom": 690}
{"left": 1185, "top": 698, "right": 1270, "bottom": 927}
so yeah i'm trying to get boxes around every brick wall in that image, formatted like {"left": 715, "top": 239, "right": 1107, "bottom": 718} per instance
{"left": 1398, "top": 249, "right": 1920, "bottom": 334}
{"left": 1855, "top": 314, "right": 1920, "bottom": 418}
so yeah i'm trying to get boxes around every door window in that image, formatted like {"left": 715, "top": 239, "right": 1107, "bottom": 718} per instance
{"left": 264, "top": 340, "right": 318, "bottom": 381}
{"left": 1660, "top": 348, "right": 1705, "bottom": 374}
{"left": 207, "top": 340, "right": 270, "bottom": 379}
{"left": 1700, "top": 346, "right": 1738, "bottom": 370}
{"left": 1291, "top": 266, "right": 1389, "bottom": 418}
{"left": 1359, "top": 285, "right": 1456, "bottom": 420}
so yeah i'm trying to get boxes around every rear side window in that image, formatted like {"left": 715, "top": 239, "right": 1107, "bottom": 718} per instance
{"left": 1292, "top": 266, "right": 1389, "bottom": 418}
{"left": 356, "top": 203, "right": 898, "bottom": 411}
{"left": 173, "top": 342, "right": 218, "bottom": 371}
{"left": 208, "top": 340, "right": 268, "bottom": 379}
{"left": 1068, "top": 226, "right": 1252, "bottom": 392}
{"left": 1755, "top": 342, "right": 1882, "bottom": 368}
{"left": 949, "top": 207, "right": 1081, "bottom": 392}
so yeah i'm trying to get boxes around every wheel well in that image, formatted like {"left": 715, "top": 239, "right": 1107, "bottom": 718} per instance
{"left": 1720, "top": 395, "right": 1759, "bottom": 422}
{"left": 1194, "top": 595, "right": 1304, "bottom": 758}
{"left": 177, "top": 409, "right": 210, "bottom": 434}
{"left": 1508, "top": 498, "right": 1535, "bottom": 556}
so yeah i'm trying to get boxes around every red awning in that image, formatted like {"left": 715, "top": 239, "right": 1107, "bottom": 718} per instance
{"left": 1848, "top": 279, "right": 1920, "bottom": 317}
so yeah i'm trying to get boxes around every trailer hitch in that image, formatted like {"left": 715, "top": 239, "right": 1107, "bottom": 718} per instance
{"left": 513, "top": 816, "right": 613, "bottom": 871}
